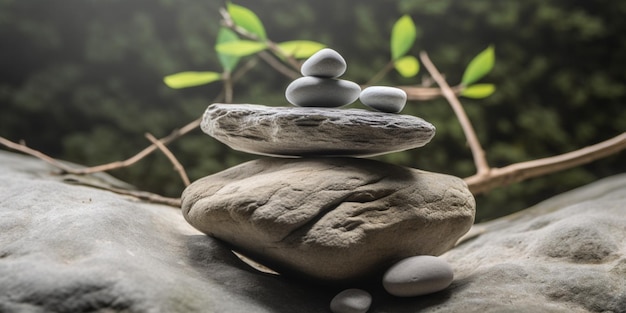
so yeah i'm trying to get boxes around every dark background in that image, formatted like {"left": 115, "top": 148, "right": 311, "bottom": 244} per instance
{"left": 1, "top": 0, "right": 624, "bottom": 221}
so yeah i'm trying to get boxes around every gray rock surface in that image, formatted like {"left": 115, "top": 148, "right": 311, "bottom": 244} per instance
{"left": 300, "top": 48, "right": 347, "bottom": 78}
{"left": 360, "top": 86, "right": 407, "bottom": 113}
{"left": 285, "top": 76, "right": 360, "bottom": 107}
{"left": 0, "top": 151, "right": 331, "bottom": 313}
{"left": 427, "top": 175, "right": 626, "bottom": 313}
{"left": 2, "top": 150, "right": 625, "bottom": 313}
{"left": 201, "top": 103, "right": 436, "bottom": 157}
{"left": 181, "top": 157, "right": 476, "bottom": 283}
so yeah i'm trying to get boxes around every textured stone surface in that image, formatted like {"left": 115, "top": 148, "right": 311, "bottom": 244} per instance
{"left": 201, "top": 103, "right": 436, "bottom": 157}
{"left": 360, "top": 86, "right": 407, "bottom": 113}
{"left": 285, "top": 76, "right": 360, "bottom": 107}
{"left": 181, "top": 157, "right": 475, "bottom": 283}
{"left": 425, "top": 176, "right": 626, "bottom": 313}
{"left": 0, "top": 151, "right": 331, "bottom": 313}
{"left": 300, "top": 48, "right": 347, "bottom": 78}
{"left": 3, "top": 150, "right": 625, "bottom": 313}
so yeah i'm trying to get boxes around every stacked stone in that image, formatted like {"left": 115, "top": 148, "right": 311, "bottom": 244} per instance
{"left": 285, "top": 48, "right": 360, "bottom": 108}
{"left": 181, "top": 49, "right": 476, "bottom": 312}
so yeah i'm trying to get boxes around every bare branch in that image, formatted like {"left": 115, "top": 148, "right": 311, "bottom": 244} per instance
{"left": 420, "top": 51, "right": 490, "bottom": 176}
{"left": 0, "top": 135, "right": 183, "bottom": 207}
{"left": 399, "top": 85, "right": 465, "bottom": 101}
{"left": 465, "top": 132, "right": 626, "bottom": 195}
{"left": 364, "top": 60, "right": 395, "bottom": 86}
{"left": 0, "top": 136, "right": 78, "bottom": 173}
{"left": 145, "top": 133, "right": 190, "bottom": 186}
{"left": 258, "top": 51, "right": 301, "bottom": 80}
{"left": 71, "top": 180, "right": 182, "bottom": 207}
{"left": 75, "top": 118, "right": 201, "bottom": 174}
{"left": 222, "top": 71, "right": 234, "bottom": 103}
{"left": 0, "top": 118, "right": 201, "bottom": 176}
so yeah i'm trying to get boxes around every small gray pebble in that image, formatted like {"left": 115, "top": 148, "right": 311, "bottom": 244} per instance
{"left": 360, "top": 86, "right": 407, "bottom": 113}
{"left": 330, "top": 288, "right": 372, "bottom": 313}
{"left": 383, "top": 255, "right": 454, "bottom": 297}
{"left": 301, "top": 48, "right": 347, "bottom": 78}
{"left": 285, "top": 76, "right": 361, "bottom": 107}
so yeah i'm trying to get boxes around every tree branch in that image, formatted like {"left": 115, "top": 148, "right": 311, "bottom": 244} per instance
{"left": 465, "top": 132, "right": 626, "bottom": 195}
{"left": 145, "top": 133, "right": 190, "bottom": 186}
{"left": 420, "top": 51, "right": 490, "bottom": 176}
{"left": 364, "top": 60, "right": 395, "bottom": 86}
{"left": 257, "top": 51, "right": 301, "bottom": 80}
{"left": 220, "top": 7, "right": 302, "bottom": 79}
{"left": 0, "top": 118, "right": 201, "bottom": 175}
{"left": 66, "top": 178, "right": 182, "bottom": 207}
{"left": 0, "top": 135, "right": 183, "bottom": 207}
{"left": 399, "top": 85, "right": 464, "bottom": 101}
{"left": 0, "top": 136, "right": 78, "bottom": 173}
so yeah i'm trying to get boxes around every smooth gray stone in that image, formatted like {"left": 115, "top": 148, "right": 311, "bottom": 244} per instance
{"left": 0, "top": 151, "right": 330, "bottom": 313}
{"left": 330, "top": 289, "right": 372, "bottom": 313}
{"left": 382, "top": 256, "right": 454, "bottom": 297}
{"left": 201, "top": 103, "right": 436, "bottom": 157}
{"left": 301, "top": 48, "right": 347, "bottom": 78}
{"left": 285, "top": 76, "right": 360, "bottom": 107}
{"left": 181, "top": 157, "right": 475, "bottom": 283}
{"left": 360, "top": 86, "right": 407, "bottom": 113}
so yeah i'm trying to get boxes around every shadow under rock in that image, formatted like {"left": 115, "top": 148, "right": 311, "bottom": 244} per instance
{"left": 185, "top": 235, "right": 469, "bottom": 313}
{"left": 366, "top": 282, "right": 457, "bottom": 313}
{"left": 185, "top": 234, "right": 335, "bottom": 313}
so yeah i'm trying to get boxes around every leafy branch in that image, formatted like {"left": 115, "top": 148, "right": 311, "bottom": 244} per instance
{"left": 1, "top": 2, "right": 624, "bottom": 207}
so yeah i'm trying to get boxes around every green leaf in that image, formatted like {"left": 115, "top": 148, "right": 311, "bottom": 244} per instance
{"left": 461, "top": 45, "right": 495, "bottom": 85}
{"left": 390, "top": 15, "right": 417, "bottom": 60}
{"left": 216, "top": 28, "right": 240, "bottom": 72}
{"left": 277, "top": 40, "right": 326, "bottom": 59}
{"left": 227, "top": 3, "right": 267, "bottom": 40}
{"left": 215, "top": 40, "right": 267, "bottom": 57}
{"left": 461, "top": 84, "right": 496, "bottom": 99}
{"left": 163, "top": 71, "right": 222, "bottom": 89}
{"left": 394, "top": 55, "right": 420, "bottom": 78}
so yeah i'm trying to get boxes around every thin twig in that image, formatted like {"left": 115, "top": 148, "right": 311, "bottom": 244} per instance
{"left": 0, "top": 135, "right": 183, "bottom": 207}
{"left": 258, "top": 51, "right": 301, "bottom": 80}
{"left": 399, "top": 85, "right": 464, "bottom": 101}
{"left": 420, "top": 51, "right": 490, "bottom": 176}
{"left": 220, "top": 6, "right": 302, "bottom": 78}
{"left": 222, "top": 71, "right": 234, "bottom": 103}
{"left": 364, "top": 60, "right": 395, "bottom": 86}
{"left": 69, "top": 118, "right": 200, "bottom": 174}
{"left": 0, "top": 136, "right": 78, "bottom": 173}
{"left": 145, "top": 133, "right": 190, "bottom": 186}
{"left": 65, "top": 178, "right": 182, "bottom": 207}
{"left": 465, "top": 132, "right": 626, "bottom": 195}
{"left": 0, "top": 118, "right": 201, "bottom": 175}
{"left": 232, "top": 57, "right": 260, "bottom": 81}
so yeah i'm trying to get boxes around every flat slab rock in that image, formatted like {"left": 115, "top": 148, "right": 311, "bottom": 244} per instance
{"left": 0, "top": 151, "right": 331, "bottom": 313}
{"left": 201, "top": 103, "right": 435, "bottom": 157}
{"left": 3, "top": 150, "right": 626, "bottom": 313}
{"left": 181, "top": 157, "right": 475, "bottom": 283}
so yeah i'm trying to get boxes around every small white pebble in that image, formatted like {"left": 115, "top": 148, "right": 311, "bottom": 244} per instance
{"left": 301, "top": 48, "right": 347, "bottom": 78}
{"left": 330, "top": 288, "right": 372, "bottom": 313}
{"left": 360, "top": 86, "right": 407, "bottom": 113}
{"left": 383, "top": 255, "right": 454, "bottom": 297}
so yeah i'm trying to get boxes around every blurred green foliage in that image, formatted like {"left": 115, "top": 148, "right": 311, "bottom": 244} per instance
{"left": 1, "top": 0, "right": 624, "bottom": 221}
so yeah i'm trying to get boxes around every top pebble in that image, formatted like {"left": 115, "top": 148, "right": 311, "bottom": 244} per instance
{"left": 301, "top": 48, "right": 347, "bottom": 78}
